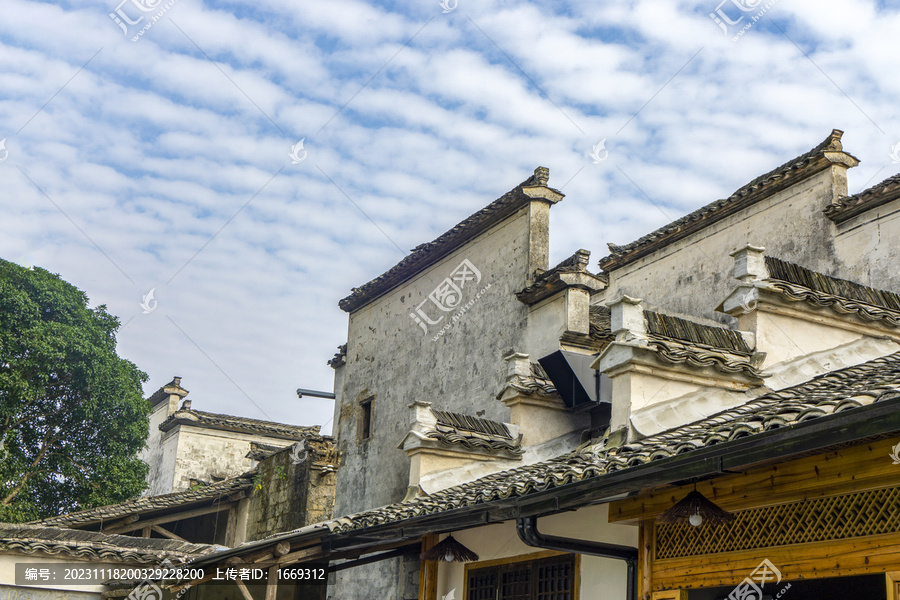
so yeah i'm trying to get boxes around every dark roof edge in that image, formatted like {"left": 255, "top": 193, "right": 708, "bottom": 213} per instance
{"left": 644, "top": 310, "right": 751, "bottom": 354}
{"left": 516, "top": 249, "right": 608, "bottom": 305}
{"left": 189, "top": 394, "right": 900, "bottom": 568}
{"left": 35, "top": 473, "right": 255, "bottom": 527}
{"left": 599, "top": 130, "right": 858, "bottom": 272}
{"left": 159, "top": 409, "right": 318, "bottom": 441}
{"left": 339, "top": 167, "right": 564, "bottom": 313}
{"left": 825, "top": 172, "right": 900, "bottom": 224}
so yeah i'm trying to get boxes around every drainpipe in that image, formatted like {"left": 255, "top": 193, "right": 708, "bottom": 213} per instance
{"left": 517, "top": 516, "right": 638, "bottom": 600}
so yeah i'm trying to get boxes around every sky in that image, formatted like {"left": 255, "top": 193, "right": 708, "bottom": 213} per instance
{"left": 2, "top": 0, "right": 899, "bottom": 435}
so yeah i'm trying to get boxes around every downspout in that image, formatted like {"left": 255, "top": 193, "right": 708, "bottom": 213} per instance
{"left": 517, "top": 516, "right": 638, "bottom": 600}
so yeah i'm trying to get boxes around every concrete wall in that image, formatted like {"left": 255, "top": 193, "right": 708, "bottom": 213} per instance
{"left": 436, "top": 505, "right": 637, "bottom": 600}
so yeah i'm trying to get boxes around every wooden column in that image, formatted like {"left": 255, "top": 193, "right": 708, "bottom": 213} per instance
{"left": 420, "top": 534, "right": 438, "bottom": 600}
{"left": 639, "top": 520, "right": 654, "bottom": 600}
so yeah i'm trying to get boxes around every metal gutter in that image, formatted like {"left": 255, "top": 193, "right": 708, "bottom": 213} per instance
{"left": 517, "top": 516, "right": 637, "bottom": 600}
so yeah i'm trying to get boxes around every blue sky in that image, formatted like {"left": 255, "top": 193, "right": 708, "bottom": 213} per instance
{"left": 2, "top": 0, "right": 898, "bottom": 434}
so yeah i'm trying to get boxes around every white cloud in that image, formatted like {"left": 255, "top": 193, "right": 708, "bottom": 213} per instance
{"left": 2, "top": 0, "right": 899, "bottom": 435}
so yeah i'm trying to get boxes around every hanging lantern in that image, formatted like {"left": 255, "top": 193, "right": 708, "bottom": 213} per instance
{"left": 421, "top": 534, "right": 479, "bottom": 563}
{"left": 657, "top": 487, "right": 735, "bottom": 527}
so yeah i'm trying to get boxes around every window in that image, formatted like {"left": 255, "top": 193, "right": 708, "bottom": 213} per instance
{"left": 467, "top": 554, "right": 576, "bottom": 600}
{"left": 359, "top": 397, "right": 373, "bottom": 440}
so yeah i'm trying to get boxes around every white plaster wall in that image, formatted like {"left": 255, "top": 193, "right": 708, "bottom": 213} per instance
{"left": 832, "top": 196, "right": 900, "bottom": 290}
{"left": 603, "top": 170, "right": 842, "bottom": 324}
{"left": 168, "top": 427, "right": 294, "bottom": 493}
{"left": 526, "top": 294, "right": 567, "bottom": 359}
{"left": 141, "top": 403, "right": 174, "bottom": 496}
{"left": 145, "top": 426, "right": 181, "bottom": 496}
{"left": 437, "top": 504, "right": 637, "bottom": 600}
{"left": 753, "top": 310, "right": 864, "bottom": 369}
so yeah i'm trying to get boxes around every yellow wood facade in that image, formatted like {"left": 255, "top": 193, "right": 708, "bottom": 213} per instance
{"left": 609, "top": 437, "right": 900, "bottom": 595}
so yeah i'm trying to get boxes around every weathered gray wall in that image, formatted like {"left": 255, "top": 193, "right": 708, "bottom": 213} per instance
{"left": 333, "top": 206, "right": 542, "bottom": 516}
{"left": 245, "top": 438, "right": 337, "bottom": 542}
{"left": 602, "top": 167, "right": 900, "bottom": 324}
{"left": 168, "top": 427, "right": 294, "bottom": 494}
{"left": 832, "top": 196, "right": 900, "bottom": 289}
{"left": 141, "top": 402, "right": 175, "bottom": 496}
{"left": 330, "top": 202, "right": 555, "bottom": 600}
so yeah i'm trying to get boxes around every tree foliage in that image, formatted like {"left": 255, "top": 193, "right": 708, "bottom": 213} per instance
{"left": 0, "top": 260, "right": 149, "bottom": 522}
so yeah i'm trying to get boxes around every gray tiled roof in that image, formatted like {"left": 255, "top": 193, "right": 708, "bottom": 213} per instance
{"left": 325, "top": 350, "right": 900, "bottom": 532}
{"left": 645, "top": 310, "right": 750, "bottom": 353}
{"left": 36, "top": 474, "right": 254, "bottom": 528}
{"left": 599, "top": 130, "right": 854, "bottom": 271}
{"left": 426, "top": 409, "right": 523, "bottom": 455}
{"left": 825, "top": 172, "right": 900, "bottom": 224}
{"left": 0, "top": 524, "right": 215, "bottom": 564}
{"left": 496, "top": 362, "right": 558, "bottom": 400}
{"left": 516, "top": 249, "right": 607, "bottom": 305}
{"left": 339, "top": 167, "right": 561, "bottom": 313}
{"left": 159, "top": 408, "right": 319, "bottom": 440}
{"left": 643, "top": 310, "right": 761, "bottom": 377}
{"left": 766, "top": 256, "right": 900, "bottom": 314}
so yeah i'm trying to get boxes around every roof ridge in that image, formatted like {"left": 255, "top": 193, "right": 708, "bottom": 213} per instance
{"left": 825, "top": 171, "right": 900, "bottom": 223}
{"left": 431, "top": 408, "right": 512, "bottom": 439}
{"left": 765, "top": 256, "right": 900, "bottom": 312}
{"left": 321, "top": 351, "right": 900, "bottom": 534}
{"left": 600, "top": 130, "right": 853, "bottom": 270}
{"left": 339, "top": 166, "right": 562, "bottom": 313}
{"left": 644, "top": 309, "right": 751, "bottom": 354}
{"left": 34, "top": 473, "right": 255, "bottom": 527}
{"left": 185, "top": 408, "right": 319, "bottom": 431}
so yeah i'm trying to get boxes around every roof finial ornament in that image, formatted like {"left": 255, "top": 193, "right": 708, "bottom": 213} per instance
{"left": 826, "top": 129, "right": 844, "bottom": 151}
{"left": 532, "top": 166, "right": 549, "bottom": 186}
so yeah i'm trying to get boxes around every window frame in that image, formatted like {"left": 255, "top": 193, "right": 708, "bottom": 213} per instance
{"left": 463, "top": 550, "right": 579, "bottom": 600}
{"left": 358, "top": 395, "right": 374, "bottom": 441}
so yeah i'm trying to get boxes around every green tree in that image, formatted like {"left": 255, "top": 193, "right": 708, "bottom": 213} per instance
{"left": 0, "top": 260, "right": 149, "bottom": 522}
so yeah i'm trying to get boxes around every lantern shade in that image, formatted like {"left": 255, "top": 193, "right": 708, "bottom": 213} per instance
{"left": 421, "top": 534, "right": 479, "bottom": 562}
{"left": 657, "top": 490, "right": 735, "bottom": 526}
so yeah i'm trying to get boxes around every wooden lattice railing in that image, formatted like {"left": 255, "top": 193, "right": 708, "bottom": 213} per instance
{"left": 656, "top": 486, "right": 900, "bottom": 559}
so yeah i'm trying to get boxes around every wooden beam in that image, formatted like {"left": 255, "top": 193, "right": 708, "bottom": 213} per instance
{"left": 610, "top": 438, "right": 900, "bottom": 523}
{"left": 225, "top": 506, "right": 237, "bottom": 547}
{"left": 239, "top": 537, "right": 322, "bottom": 564}
{"left": 102, "top": 514, "right": 140, "bottom": 531}
{"left": 265, "top": 566, "right": 278, "bottom": 600}
{"left": 652, "top": 531, "right": 900, "bottom": 590}
{"left": 274, "top": 541, "right": 291, "bottom": 556}
{"left": 104, "top": 503, "right": 235, "bottom": 534}
{"left": 141, "top": 526, "right": 151, "bottom": 538}
{"left": 234, "top": 579, "right": 255, "bottom": 600}
{"left": 151, "top": 525, "right": 187, "bottom": 542}
{"left": 253, "top": 546, "right": 325, "bottom": 568}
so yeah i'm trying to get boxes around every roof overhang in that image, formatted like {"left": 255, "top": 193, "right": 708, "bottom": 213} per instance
{"left": 189, "top": 394, "right": 900, "bottom": 570}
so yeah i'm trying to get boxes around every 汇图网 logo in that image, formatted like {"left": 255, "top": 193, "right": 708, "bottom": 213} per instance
{"left": 409, "top": 259, "right": 491, "bottom": 340}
